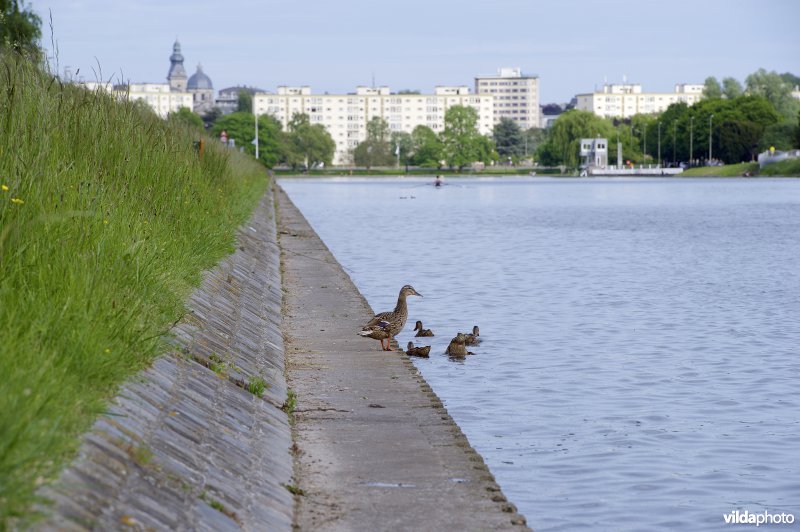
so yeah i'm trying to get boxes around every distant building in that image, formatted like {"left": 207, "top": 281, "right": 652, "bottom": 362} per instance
{"left": 575, "top": 83, "right": 704, "bottom": 118}
{"left": 117, "top": 82, "right": 193, "bottom": 118}
{"left": 167, "top": 40, "right": 187, "bottom": 92}
{"left": 792, "top": 86, "right": 800, "bottom": 101}
{"left": 579, "top": 138, "right": 608, "bottom": 169}
{"left": 475, "top": 67, "right": 540, "bottom": 130}
{"left": 253, "top": 85, "right": 495, "bottom": 165}
{"left": 187, "top": 64, "right": 214, "bottom": 115}
{"left": 216, "top": 86, "right": 265, "bottom": 115}
{"left": 167, "top": 40, "right": 214, "bottom": 115}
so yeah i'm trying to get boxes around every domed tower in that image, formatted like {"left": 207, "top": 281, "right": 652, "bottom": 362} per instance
{"left": 167, "top": 40, "right": 187, "bottom": 92}
{"left": 187, "top": 63, "right": 214, "bottom": 114}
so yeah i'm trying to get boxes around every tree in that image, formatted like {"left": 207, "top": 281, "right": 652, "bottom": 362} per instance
{"left": 0, "top": 0, "right": 41, "bottom": 55}
{"left": 167, "top": 107, "right": 204, "bottom": 131}
{"left": 722, "top": 77, "right": 743, "bottom": 99}
{"left": 209, "top": 111, "right": 287, "bottom": 167}
{"left": 236, "top": 89, "right": 253, "bottom": 113}
{"left": 745, "top": 68, "right": 800, "bottom": 123}
{"left": 353, "top": 117, "right": 393, "bottom": 168}
{"left": 703, "top": 76, "right": 723, "bottom": 99}
{"left": 440, "top": 105, "right": 488, "bottom": 170}
{"left": 201, "top": 106, "right": 223, "bottom": 127}
{"left": 717, "top": 120, "right": 763, "bottom": 163}
{"left": 390, "top": 131, "right": 413, "bottom": 168}
{"left": 536, "top": 110, "right": 615, "bottom": 167}
{"left": 410, "top": 125, "right": 442, "bottom": 167}
{"left": 493, "top": 117, "right": 525, "bottom": 161}
{"left": 255, "top": 114, "right": 286, "bottom": 168}
{"left": 284, "top": 113, "right": 335, "bottom": 169}
{"left": 759, "top": 123, "right": 796, "bottom": 151}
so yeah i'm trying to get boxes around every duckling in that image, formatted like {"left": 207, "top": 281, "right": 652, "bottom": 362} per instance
{"left": 463, "top": 325, "right": 480, "bottom": 346}
{"left": 359, "top": 285, "right": 422, "bottom": 350}
{"left": 406, "top": 342, "right": 431, "bottom": 358}
{"left": 445, "top": 333, "right": 474, "bottom": 358}
{"left": 413, "top": 320, "right": 434, "bottom": 337}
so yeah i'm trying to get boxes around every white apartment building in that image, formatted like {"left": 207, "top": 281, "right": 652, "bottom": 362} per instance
{"left": 116, "top": 83, "right": 194, "bottom": 118}
{"left": 253, "top": 86, "right": 494, "bottom": 165}
{"left": 575, "top": 83, "right": 704, "bottom": 118}
{"left": 475, "top": 67, "right": 540, "bottom": 130}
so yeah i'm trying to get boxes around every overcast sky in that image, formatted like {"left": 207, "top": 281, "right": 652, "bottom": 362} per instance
{"left": 33, "top": 0, "right": 800, "bottom": 104}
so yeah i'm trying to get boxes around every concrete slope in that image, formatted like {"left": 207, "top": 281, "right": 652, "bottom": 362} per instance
{"left": 277, "top": 185, "right": 530, "bottom": 532}
{"left": 38, "top": 187, "right": 293, "bottom": 531}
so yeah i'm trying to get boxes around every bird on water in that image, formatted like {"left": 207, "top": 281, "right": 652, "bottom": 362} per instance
{"left": 463, "top": 325, "right": 480, "bottom": 345}
{"left": 359, "top": 285, "right": 422, "bottom": 351}
{"left": 445, "top": 332, "right": 473, "bottom": 358}
{"left": 406, "top": 342, "right": 431, "bottom": 357}
{"left": 413, "top": 320, "right": 434, "bottom": 337}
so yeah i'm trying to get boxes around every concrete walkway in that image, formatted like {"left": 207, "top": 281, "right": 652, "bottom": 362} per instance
{"left": 276, "top": 186, "right": 529, "bottom": 531}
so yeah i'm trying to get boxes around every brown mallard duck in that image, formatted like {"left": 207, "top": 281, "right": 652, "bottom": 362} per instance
{"left": 413, "top": 320, "right": 434, "bottom": 337}
{"left": 445, "top": 333, "right": 474, "bottom": 358}
{"left": 358, "top": 285, "right": 422, "bottom": 351}
{"left": 406, "top": 342, "right": 431, "bottom": 358}
{"left": 463, "top": 325, "right": 480, "bottom": 346}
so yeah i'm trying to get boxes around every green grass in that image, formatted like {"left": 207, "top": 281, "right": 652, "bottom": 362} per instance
{"left": 758, "top": 156, "right": 800, "bottom": 176}
{"left": 680, "top": 159, "right": 800, "bottom": 178}
{"left": 246, "top": 376, "right": 268, "bottom": 398}
{"left": 679, "top": 162, "right": 759, "bottom": 177}
{"left": 0, "top": 52, "right": 268, "bottom": 525}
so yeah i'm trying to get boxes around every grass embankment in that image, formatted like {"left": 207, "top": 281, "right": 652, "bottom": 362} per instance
{"left": 681, "top": 160, "right": 800, "bottom": 177}
{"left": 0, "top": 53, "right": 268, "bottom": 524}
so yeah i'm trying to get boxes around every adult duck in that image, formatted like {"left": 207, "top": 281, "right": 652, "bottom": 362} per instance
{"left": 359, "top": 285, "right": 422, "bottom": 351}
{"left": 406, "top": 342, "right": 431, "bottom": 358}
{"left": 413, "top": 320, "right": 434, "bottom": 337}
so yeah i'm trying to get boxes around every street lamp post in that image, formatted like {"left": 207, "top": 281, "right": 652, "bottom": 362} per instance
{"left": 254, "top": 113, "right": 259, "bottom": 159}
{"left": 689, "top": 116, "right": 694, "bottom": 167}
{"left": 657, "top": 121, "right": 661, "bottom": 168}
{"left": 672, "top": 122, "right": 677, "bottom": 164}
{"left": 643, "top": 123, "right": 647, "bottom": 164}
{"left": 709, "top": 114, "right": 714, "bottom": 163}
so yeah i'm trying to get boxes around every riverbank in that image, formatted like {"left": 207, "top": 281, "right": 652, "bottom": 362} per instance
{"left": 276, "top": 185, "right": 529, "bottom": 530}
{"left": 34, "top": 183, "right": 529, "bottom": 530}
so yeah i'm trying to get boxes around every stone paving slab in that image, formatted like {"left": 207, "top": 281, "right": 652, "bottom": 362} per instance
{"left": 276, "top": 185, "right": 530, "bottom": 532}
{"left": 38, "top": 186, "right": 293, "bottom": 531}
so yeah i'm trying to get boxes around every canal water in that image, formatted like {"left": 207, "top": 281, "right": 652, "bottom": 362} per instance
{"left": 278, "top": 176, "right": 800, "bottom": 531}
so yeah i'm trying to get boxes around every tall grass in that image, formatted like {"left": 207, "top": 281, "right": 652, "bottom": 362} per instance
{"left": 0, "top": 52, "right": 268, "bottom": 524}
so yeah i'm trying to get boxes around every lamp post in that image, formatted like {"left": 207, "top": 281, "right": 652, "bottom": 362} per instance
{"left": 708, "top": 114, "right": 714, "bottom": 163}
{"left": 689, "top": 116, "right": 694, "bottom": 167}
{"left": 657, "top": 121, "right": 661, "bottom": 168}
{"left": 254, "top": 112, "right": 259, "bottom": 159}
{"left": 672, "top": 122, "right": 677, "bottom": 164}
{"left": 643, "top": 122, "right": 647, "bottom": 164}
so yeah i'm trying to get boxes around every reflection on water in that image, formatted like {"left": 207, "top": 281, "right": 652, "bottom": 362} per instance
{"left": 279, "top": 176, "right": 800, "bottom": 531}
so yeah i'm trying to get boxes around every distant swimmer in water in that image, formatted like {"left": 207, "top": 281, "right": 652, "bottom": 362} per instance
{"left": 434, "top": 175, "right": 443, "bottom": 187}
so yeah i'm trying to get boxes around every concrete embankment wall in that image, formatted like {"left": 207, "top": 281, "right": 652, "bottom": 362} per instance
{"left": 39, "top": 185, "right": 294, "bottom": 531}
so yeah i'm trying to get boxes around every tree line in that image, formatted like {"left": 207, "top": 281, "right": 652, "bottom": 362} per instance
{"left": 537, "top": 69, "right": 800, "bottom": 168}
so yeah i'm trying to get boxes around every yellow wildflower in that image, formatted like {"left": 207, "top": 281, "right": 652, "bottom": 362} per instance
{"left": 104, "top": 219, "right": 109, "bottom": 225}
{"left": 1, "top": 184, "right": 8, "bottom": 191}
{"left": 105, "top": 348, "right": 111, "bottom": 353}
{"left": 11, "top": 198, "right": 24, "bottom": 204}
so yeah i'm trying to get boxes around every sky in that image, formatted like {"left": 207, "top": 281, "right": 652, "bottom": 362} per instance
{"left": 32, "top": 0, "right": 800, "bottom": 104}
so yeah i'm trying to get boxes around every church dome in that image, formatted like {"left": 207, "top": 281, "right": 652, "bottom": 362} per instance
{"left": 187, "top": 64, "right": 213, "bottom": 90}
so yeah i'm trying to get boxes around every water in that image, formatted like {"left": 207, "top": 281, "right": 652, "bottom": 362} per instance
{"left": 278, "top": 176, "right": 800, "bottom": 531}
